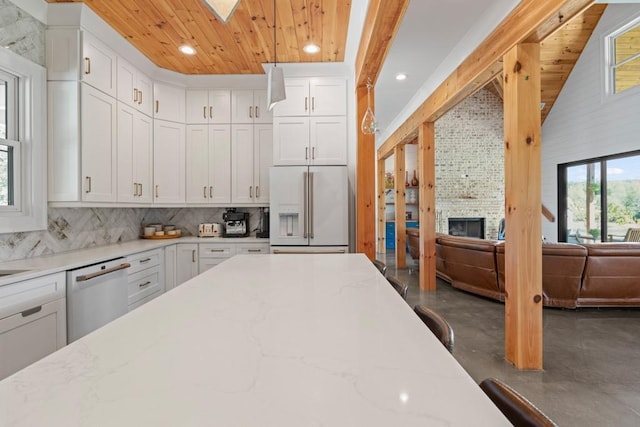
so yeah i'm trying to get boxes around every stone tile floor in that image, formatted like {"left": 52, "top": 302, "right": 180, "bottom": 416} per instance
{"left": 382, "top": 252, "right": 640, "bottom": 427}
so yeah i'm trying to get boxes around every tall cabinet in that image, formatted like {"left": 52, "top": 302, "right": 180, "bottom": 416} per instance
{"left": 231, "top": 124, "right": 272, "bottom": 204}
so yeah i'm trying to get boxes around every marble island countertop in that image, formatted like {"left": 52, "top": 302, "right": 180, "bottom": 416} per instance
{"left": 0, "top": 236, "right": 269, "bottom": 287}
{"left": 0, "top": 254, "right": 509, "bottom": 426}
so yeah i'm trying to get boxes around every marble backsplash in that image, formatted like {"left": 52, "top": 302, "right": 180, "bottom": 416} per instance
{"left": 0, "top": 207, "right": 263, "bottom": 261}
{"left": 0, "top": 0, "right": 45, "bottom": 66}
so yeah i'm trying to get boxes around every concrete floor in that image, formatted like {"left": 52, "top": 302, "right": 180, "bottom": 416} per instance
{"left": 382, "top": 252, "right": 640, "bottom": 427}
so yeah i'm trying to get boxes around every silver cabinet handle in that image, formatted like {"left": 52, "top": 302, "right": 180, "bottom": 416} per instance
{"left": 255, "top": 106, "right": 259, "bottom": 118}
{"left": 304, "top": 96, "right": 308, "bottom": 111}
{"left": 155, "top": 100, "right": 159, "bottom": 113}
{"left": 139, "top": 281, "right": 151, "bottom": 288}
{"left": 249, "top": 106, "right": 253, "bottom": 118}
{"left": 192, "top": 249, "right": 196, "bottom": 263}
{"left": 76, "top": 263, "right": 131, "bottom": 282}
{"left": 85, "top": 176, "right": 92, "bottom": 193}
{"left": 203, "top": 106, "right": 207, "bottom": 119}
{"left": 21, "top": 305, "right": 42, "bottom": 317}
{"left": 204, "top": 186, "right": 207, "bottom": 198}
{"left": 309, "top": 172, "right": 314, "bottom": 238}
{"left": 84, "top": 57, "right": 91, "bottom": 74}
{"left": 210, "top": 186, "right": 213, "bottom": 198}
{"left": 303, "top": 171, "right": 308, "bottom": 238}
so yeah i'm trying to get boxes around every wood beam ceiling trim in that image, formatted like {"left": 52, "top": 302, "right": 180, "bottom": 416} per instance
{"left": 376, "top": 0, "right": 594, "bottom": 161}
{"left": 354, "top": 0, "right": 411, "bottom": 87}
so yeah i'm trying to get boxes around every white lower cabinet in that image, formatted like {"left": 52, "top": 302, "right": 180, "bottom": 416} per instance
{"left": 126, "top": 249, "right": 164, "bottom": 311}
{"left": 0, "top": 272, "right": 66, "bottom": 381}
{"left": 176, "top": 244, "right": 199, "bottom": 286}
{"left": 164, "top": 244, "right": 177, "bottom": 292}
{"left": 198, "top": 243, "right": 235, "bottom": 274}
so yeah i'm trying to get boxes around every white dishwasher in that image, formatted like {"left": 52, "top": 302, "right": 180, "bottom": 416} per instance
{"left": 66, "top": 258, "right": 131, "bottom": 343}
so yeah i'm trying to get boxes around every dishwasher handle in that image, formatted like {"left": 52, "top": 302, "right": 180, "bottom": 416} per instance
{"left": 76, "top": 263, "right": 131, "bottom": 282}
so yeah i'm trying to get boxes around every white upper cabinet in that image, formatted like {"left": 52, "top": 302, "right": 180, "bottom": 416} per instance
{"left": 117, "top": 102, "right": 153, "bottom": 203}
{"left": 186, "top": 124, "right": 231, "bottom": 204}
{"left": 153, "top": 82, "right": 186, "bottom": 123}
{"left": 186, "top": 89, "right": 231, "bottom": 124}
{"left": 81, "top": 31, "right": 117, "bottom": 97}
{"left": 273, "top": 78, "right": 346, "bottom": 117}
{"left": 231, "top": 90, "right": 272, "bottom": 124}
{"left": 273, "top": 116, "right": 347, "bottom": 166}
{"left": 153, "top": 120, "right": 186, "bottom": 204}
{"left": 117, "top": 57, "right": 153, "bottom": 116}
{"left": 231, "top": 124, "right": 272, "bottom": 204}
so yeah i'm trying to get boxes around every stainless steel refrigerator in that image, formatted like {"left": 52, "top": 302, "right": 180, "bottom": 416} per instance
{"left": 269, "top": 165, "right": 348, "bottom": 253}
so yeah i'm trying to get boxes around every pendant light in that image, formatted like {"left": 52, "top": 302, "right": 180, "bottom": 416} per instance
{"left": 267, "top": 0, "right": 286, "bottom": 111}
{"left": 201, "top": 0, "right": 241, "bottom": 24}
{"left": 361, "top": 77, "right": 378, "bottom": 134}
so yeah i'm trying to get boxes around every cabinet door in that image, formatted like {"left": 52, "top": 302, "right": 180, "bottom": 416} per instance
{"left": 176, "top": 244, "right": 199, "bottom": 286}
{"left": 133, "top": 112, "right": 153, "bottom": 203}
{"left": 136, "top": 72, "right": 153, "bottom": 116}
{"left": 186, "top": 124, "right": 211, "bottom": 203}
{"left": 310, "top": 116, "right": 347, "bottom": 165}
{"left": 186, "top": 89, "right": 210, "bottom": 124}
{"left": 231, "top": 124, "right": 254, "bottom": 203}
{"left": 46, "top": 28, "right": 80, "bottom": 81}
{"left": 0, "top": 298, "right": 66, "bottom": 381}
{"left": 272, "top": 117, "right": 310, "bottom": 166}
{"left": 309, "top": 78, "right": 347, "bottom": 116}
{"left": 116, "top": 57, "right": 138, "bottom": 109}
{"left": 164, "top": 244, "right": 177, "bottom": 291}
{"left": 231, "top": 90, "right": 254, "bottom": 124}
{"left": 81, "top": 31, "right": 117, "bottom": 97}
{"left": 209, "top": 125, "right": 232, "bottom": 203}
{"left": 254, "top": 124, "right": 272, "bottom": 204}
{"left": 198, "top": 258, "right": 224, "bottom": 274}
{"left": 153, "top": 120, "right": 185, "bottom": 203}
{"left": 81, "top": 84, "right": 117, "bottom": 202}
{"left": 209, "top": 90, "right": 231, "bottom": 124}
{"left": 253, "top": 90, "right": 273, "bottom": 123}
{"left": 116, "top": 102, "right": 137, "bottom": 202}
{"left": 273, "top": 78, "right": 309, "bottom": 116}
{"left": 154, "top": 82, "right": 185, "bottom": 123}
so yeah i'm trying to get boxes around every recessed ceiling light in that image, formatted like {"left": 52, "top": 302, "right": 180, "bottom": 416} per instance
{"left": 395, "top": 73, "right": 407, "bottom": 81}
{"left": 179, "top": 45, "right": 196, "bottom": 55}
{"left": 303, "top": 43, "right": 320, "bottom": 54}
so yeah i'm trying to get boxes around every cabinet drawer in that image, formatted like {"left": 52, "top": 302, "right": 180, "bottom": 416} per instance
{"left": 199, "top": 244, "right": 235, "bottom": 258}
{"left": 126, "top": 249, "right": 162, "bottom": 275}
{"left": 0, "top": 297, "right": 66, "bottom": 380}
{"left": 236, "top": 243, "right": 270, "bottom": 255}
{"left": 128, "top": 289, "right": 162, "bottom": 312}
{"left": 0, "top": 272, "right": 66, "bottom": 321}
{"left": 127, "top": 266, "right": 163, "bottom": 305}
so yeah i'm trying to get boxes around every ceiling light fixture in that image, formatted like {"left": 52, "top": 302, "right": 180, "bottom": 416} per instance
{"left": 179, "top": 45, "right": 196, "bottom": 55}
{"left": 201, "top": 0, "right": 240, "bottom": 24}
{"left": 267, "top": 0, "right": 286, "bottom": 111}
{"left": 303, "top": 43, "right": 320, "bottom": 54}
{"left": 361, "top": 77, "right": 378, "bottom": 135}
{"left": 395, "top": 73, "right": 407, "bottom": 81}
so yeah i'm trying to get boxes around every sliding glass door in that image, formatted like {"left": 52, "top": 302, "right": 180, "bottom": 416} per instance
{"left": 558, "top": 151, "right": 640, "bottom": 242}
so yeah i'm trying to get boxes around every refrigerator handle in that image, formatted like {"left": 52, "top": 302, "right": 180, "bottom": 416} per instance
{"left": 309, "top": 172, "right": 314, "bottom": 238}
{"left": 303, "top": 171, "right": 308, "bottom": 238}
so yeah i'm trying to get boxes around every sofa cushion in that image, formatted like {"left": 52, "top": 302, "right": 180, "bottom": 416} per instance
{"left": 578, "top": 243, "right": 640, "bottom": 306}
{"left": 496, "top": 242, "right": 587, "bottom": 308}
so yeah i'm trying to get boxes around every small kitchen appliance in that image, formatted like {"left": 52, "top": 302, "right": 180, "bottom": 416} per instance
{"left": 198, "top": 223, "right": 222, "bottom": 237}
{"left": 223, "top": 209, "right": 249, "bottom": 237}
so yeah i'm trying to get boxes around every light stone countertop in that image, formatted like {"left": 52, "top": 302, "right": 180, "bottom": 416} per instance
{"left": 0, "top": 236, "right": 269, "bottom": 287}
{"left": 0, "top": 254, "right": 509, "bottom": 426}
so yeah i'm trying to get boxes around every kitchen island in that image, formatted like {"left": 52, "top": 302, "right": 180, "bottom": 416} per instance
{"left": 0, "top": 254, "right": 508, "bottom": 426}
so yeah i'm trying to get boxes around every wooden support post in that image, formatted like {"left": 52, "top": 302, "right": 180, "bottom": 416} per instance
{"left": 418, "top": 123, "right": 436, "bottom": 291}
{"left": 377, "top": 157, "right": 386, "bottom": 254}
{"left": 503, "top": 43, "right": 543, "bottom": 370}
{"left": 356, "top": 85, "right": 376, "bottom": 260}
{"left": 394, "top": 145, "right": 406, "bottom": 268}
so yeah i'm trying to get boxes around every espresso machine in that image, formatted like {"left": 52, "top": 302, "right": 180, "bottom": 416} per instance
{"left": 222, "top": 209, "right": 249, "bottom": 237}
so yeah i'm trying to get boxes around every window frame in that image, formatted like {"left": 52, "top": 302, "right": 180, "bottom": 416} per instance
{"left": 605, "top": 15, "right": 640, "bottom": 98}
{"left": 0, "top": 47, "right": 46, "bottom": 234}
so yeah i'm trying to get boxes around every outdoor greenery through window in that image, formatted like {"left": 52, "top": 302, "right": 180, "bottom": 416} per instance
{"left": 0, "top": 69, "right": 18, "bottom": 208}
{"left": 610, "top": 18, "right": 640, "bottom": 94}
{"left": 558, "top": 151, "right": 640, "bottom": 243}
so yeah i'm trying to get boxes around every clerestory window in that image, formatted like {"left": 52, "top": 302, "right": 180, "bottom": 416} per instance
{"left": 607, "top": 17, "right": 640, "bottom": 95}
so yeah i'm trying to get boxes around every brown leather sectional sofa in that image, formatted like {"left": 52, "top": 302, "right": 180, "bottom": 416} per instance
{"left": 406, "top": 228, "right": 640, "bottom": 308}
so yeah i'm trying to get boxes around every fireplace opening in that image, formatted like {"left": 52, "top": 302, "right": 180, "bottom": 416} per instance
{"left": 448, "top": 217, "right": 485, "bottom": 239}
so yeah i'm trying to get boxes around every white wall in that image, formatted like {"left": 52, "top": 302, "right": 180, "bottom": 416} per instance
{"left": 541, "top": 4, "right": 640, "bottom": 242}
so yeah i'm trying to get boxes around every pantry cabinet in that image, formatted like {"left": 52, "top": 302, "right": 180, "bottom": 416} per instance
{"left": 117, "top": 103, "right": 153, "bottom": 203}
{"left": 231, "top": 124, "right": 272, "bottom": 204}
{"left": 186, "top": 89, "right": 231, "bottom": 124}
{"left": 273, "top": 78, "right": 346, "bottom": 117}
{"left": 231, "top": 90, "right": 272, "bottom": 124}
{"left": 117, "top": 57, "right": 153, "bottom": 116}
{"left": 186, "top": 124, "right": 232, "bottom": 204}
{"left": 153, "top": 120, "right": 186, "bottom": 204}
{"left": 153, "top": 82, "right": 186, "bottom": 123}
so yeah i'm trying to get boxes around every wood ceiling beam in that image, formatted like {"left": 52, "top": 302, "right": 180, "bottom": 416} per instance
{"left": 377, "top": 0, "right": 594, "bottom": 160}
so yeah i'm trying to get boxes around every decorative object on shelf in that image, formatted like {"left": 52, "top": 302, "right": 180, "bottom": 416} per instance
{"left": 361, "top": 77, "right": 378, "bottom": 135}
{"left": 405, "top": 171, "right": 410, "bottom": 187}
{"left": 385, "top": 172, "right": 394, "bottom": 189}
{"left": 267, "top": 0, "right": 286, "bottom": 111}
{"left": 201, "top": 0, "right": 240, "bottom": 24}
{"left": 411, "top": 169, "right": 419, "bottom": 186}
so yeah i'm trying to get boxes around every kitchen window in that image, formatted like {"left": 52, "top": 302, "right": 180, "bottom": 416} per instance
{"left": 607, "top": 17, "right": 640, "bottom": 95}
{"left": 0, "top": 48, "right": 46, "bottom": 234}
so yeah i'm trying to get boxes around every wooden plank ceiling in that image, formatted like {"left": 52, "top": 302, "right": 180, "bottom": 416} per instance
{"left": 46, "top": 0, "right": 352, "bottom": 74}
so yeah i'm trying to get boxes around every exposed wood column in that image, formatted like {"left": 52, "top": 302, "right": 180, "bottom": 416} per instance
{"left": 356, "top": 85, "right": 376, "bottom": 259}
{"left": 377, "top": 157, "right": 386, "bottom": 254}
{"left": 503, "top": 43, "right": 543, "bottom": 370}
{"left": 394, "top": 145, "right": 407, "bottom": 268}
{"left": 418, "top": 123, "right": 436, "bottom": 291}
